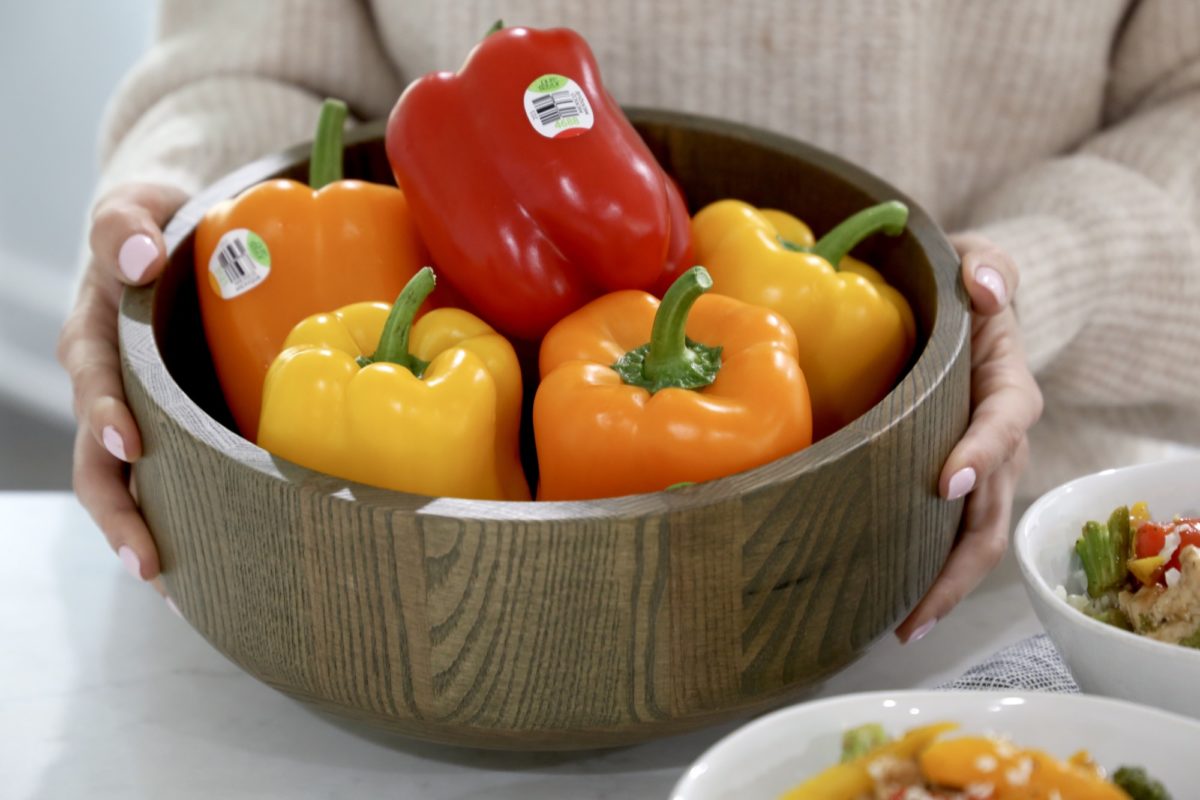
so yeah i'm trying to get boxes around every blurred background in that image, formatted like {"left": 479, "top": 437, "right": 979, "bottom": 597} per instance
{"left": 0, "top": 3, "right": 152, "bottom": 488}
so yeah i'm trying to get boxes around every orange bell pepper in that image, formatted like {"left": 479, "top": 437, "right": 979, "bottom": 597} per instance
{"left": 534, "top": 267, "right": 813, "bottom": 500}
{"left": 195, "top": 98, "right": 429, "bottom": 438}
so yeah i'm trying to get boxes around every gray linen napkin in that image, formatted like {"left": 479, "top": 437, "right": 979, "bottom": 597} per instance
{"left": 939, "top": 634, "right": 1080, "bottom": 693}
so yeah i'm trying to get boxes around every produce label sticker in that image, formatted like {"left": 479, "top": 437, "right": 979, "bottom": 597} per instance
{"left": 209, "top": 228, "right": 271, "bottom": 299}
{"left": 524, "top": 74, "right": 594, "bottom": 139}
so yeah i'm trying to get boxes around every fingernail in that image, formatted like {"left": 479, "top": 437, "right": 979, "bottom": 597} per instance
{"left": 907, "top": 619, "right": 937, "bottom": 644}
{"left": 102, "top": 425, "right": 128, "bottom": 462}
{"left": 166, "top": 597, "right": 182, "bottom": 618}
{"left": 974, "top": 265, "right": 1008, "bottom": 306}
{"left": 946, "top": 467, "right": 976, "bottom": 500}
{"left": 118, "top": 545, "right": 143, "bottom": 581}
{"left": 118, "top": 233, "right": 158, "bottom": 283}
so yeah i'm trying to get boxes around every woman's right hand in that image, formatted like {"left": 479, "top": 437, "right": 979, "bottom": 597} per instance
{"left": 59, "top": 183, "right": 188, "bottom": 592}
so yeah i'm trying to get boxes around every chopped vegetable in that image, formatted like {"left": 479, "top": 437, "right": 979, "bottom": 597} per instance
{"left": 1113, "top": 765, "right": 1173, "bottom": 800}
{"left": 1088, "top": 607, "right": 1134, "bottom": 631}
{"left": 1128, "top": 555, "right": 1167, "bottom": 587}
{"left": 1109, "top": 505, "right": 1133, "bottom": 562}
{"left": 1130, "top": 501, "right": 1152, "bottom": 531}
{"left": 1180, "top": 627, "right": 1200, "bottom": 649}
{"left": 921, "top": 737, "right": 1129, "bottom": 799}
{"left": 840, "top": 723, "right": 890, "bottom": 763}
{"left": 1076, "top": 513, "right": 1130, "bottom": 598}
{"left": 778, "top": 723, "right": 956, "bottom": 799}
{"left": 781, "top": 722, "right": 1170, "bottom": 799}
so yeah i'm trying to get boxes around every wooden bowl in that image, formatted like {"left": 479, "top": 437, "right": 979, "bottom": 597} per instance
{"left": 119, "top": 109, "right": 969, "bottom": 750}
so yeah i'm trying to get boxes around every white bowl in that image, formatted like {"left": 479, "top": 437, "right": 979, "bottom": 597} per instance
{"left": 670, "top": 689, "right": 1197, "bottom": 799}
{"left": 1015, "top": 457, "right": 1200, "bottom": 718}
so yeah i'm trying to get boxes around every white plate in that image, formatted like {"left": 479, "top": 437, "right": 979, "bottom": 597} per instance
{"left": 670, "top": 690, "right": 1198, "bottom": 799}
{"left": 1014, "top": 457, "right": 1200, "bottom": 717}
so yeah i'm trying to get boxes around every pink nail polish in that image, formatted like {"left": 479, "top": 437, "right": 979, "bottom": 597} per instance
{"left": 907, "top": 619, "right": 937, "bottom": 643}
{"left": 166, "top": 597, "right": 183, "bottom": 618}
{"left": 102, "top": 425, "right": 127, "bottom": 462}
{"left": 118, "top": 233, "right": 158, "bottom": 283}
{"left": 947, "top": 467, "right": 976, "bottom": 500}
{"left": 118, "top": 545, "right": 143, "bottom": 580}
{"left": 974, "top": 265, "right": 1008, "bottom": 307}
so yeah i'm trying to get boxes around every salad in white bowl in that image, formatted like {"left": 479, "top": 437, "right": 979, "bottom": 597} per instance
{"left": 1065, "top": 501, "right": 1200, "bottom": 645}
{"left": 669, "top": 690, "right": 1192, "bottom": 799}
{"left": 1015, "top": 457, "right": 1200, "bottom": 718}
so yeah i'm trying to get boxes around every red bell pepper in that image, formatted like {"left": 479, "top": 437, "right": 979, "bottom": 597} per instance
{"left": 1135, "top": 517, "right": 1200, "bottom": 584}
{"left": 385, "top": 25, "right": 693, "bottom": 340}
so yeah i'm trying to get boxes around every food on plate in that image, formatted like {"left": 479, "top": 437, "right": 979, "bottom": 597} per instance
{"left": 257, "top": 268, "right": 529, "bottom": 501}
{"left": 386, "top": 23, "right": 693, "bottom": 341}
{"left": 781, "top": 722, "right": 1171, "bottom": 799}
{"left": 1063, "top": 502, "right": 1200, "bottom": 646}
{"left": 534, "top": 266, "right": 813, "bottom": 500}
{"left": 195, "top": 98, "right": 430, "bottom": 439}
{"left": 691, "top": 199, "right": 915, "bottom": 439}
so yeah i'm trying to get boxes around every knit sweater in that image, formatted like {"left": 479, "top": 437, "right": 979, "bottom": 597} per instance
{"left": 95, "top": 0, "right": 1200, "bottom": 497}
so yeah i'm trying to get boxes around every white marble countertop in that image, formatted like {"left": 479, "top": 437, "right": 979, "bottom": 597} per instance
{"left": 1, "top": 491, "right": 1044, "bottom": 799}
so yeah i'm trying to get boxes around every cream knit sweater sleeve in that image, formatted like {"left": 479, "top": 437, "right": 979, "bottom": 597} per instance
{"left": 94, "top": 0, "right": 402, "bottom": 201}
{"left": 962, "top": 1, "right": 1200, "bottom": 448}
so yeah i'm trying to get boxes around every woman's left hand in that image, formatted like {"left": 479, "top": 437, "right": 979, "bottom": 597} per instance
{"left": 895, "top": 234, "right": 1043, "bottom": 643}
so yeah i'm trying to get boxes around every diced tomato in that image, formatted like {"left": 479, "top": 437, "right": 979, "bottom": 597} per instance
{"left": 1165, "top": 524, "right": 1200, "bottom": 574}
{"left": 1135, "top": 522, "right": 1169, "bottom": 560}
{"left": 1135, "top": 519, "right": 1200, "bottom": 580}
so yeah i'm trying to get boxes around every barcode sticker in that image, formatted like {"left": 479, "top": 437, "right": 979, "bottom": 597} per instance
{"left": 208, "top": 228, "right": 271, "bottom": 299}
{"left": 523, "top": 74, "right": 594, "bottom": 139}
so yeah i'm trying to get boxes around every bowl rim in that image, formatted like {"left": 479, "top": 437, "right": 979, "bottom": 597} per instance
{"left": 669, "top": 687, "right": 1200, "bottom": 798}
{"left": 119, "top": 108, "right": 968, "bottom": 521}
{"left": 1014, "top": 456, "right": 1200, "bottom": 663}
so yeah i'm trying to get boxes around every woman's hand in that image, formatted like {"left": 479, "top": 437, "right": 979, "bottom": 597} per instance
{"left": 895, "top": 233, "right": 1043, "bottom": 643}
{"left": 59, "top": 183, "right": 188, "bottom": 593}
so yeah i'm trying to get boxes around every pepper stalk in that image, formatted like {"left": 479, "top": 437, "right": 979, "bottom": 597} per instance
{"left": 612, "top": 266, "right": 722, "bottom": 393}
{"left": 779, "top": 200, "right": 909, "bottom": 269}
{"left": 309, "top": 98, "right": 349, "bottom": 190}
{"left": 357, "top": 266, "right": 436, "bottom": 376}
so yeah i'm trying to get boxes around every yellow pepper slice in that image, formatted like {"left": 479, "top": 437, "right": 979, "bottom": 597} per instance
{"left": 779, "top": 722, "right": 957, "bottom": 799}
{"left": 1128, "top": 555, "right": 1166, "bottom": 587}
{"left": 257, "top": 268, "right": 529, "bottom": 501}
{"left": 920, "top": 737, "right": 1129, "bottom": 799}
{"left": 693, "top": 200, "right": 917, "bottom": 440}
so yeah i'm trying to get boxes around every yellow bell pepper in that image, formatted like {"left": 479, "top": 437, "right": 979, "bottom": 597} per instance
{"left": 693, "top": 200, "right": 917, "bottom": 440}
{"left": 257, "top": 267, "right": 530, "bottom": 501}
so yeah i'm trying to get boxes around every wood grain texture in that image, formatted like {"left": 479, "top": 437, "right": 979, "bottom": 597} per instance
{"left": 119, "top": 110, "right": 969, "bottom": 750}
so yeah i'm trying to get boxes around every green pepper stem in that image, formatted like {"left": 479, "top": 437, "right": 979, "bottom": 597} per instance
{"left": 612, "top": 267, "right": 721, "bottom": 393}
{"left": 309, "top": 98, "right": 348, "bottom": 190}
{"left": 485, "top": 19, "right": 504, "bottom": 36}
{"left": 811, "top": 201, "right": 909, "bottom": 268}
{"left": 365, "top": 267, "right": 435, "bottom": 376}
{"left": 643, "top": 267, "right": 712, "bottom": 383}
